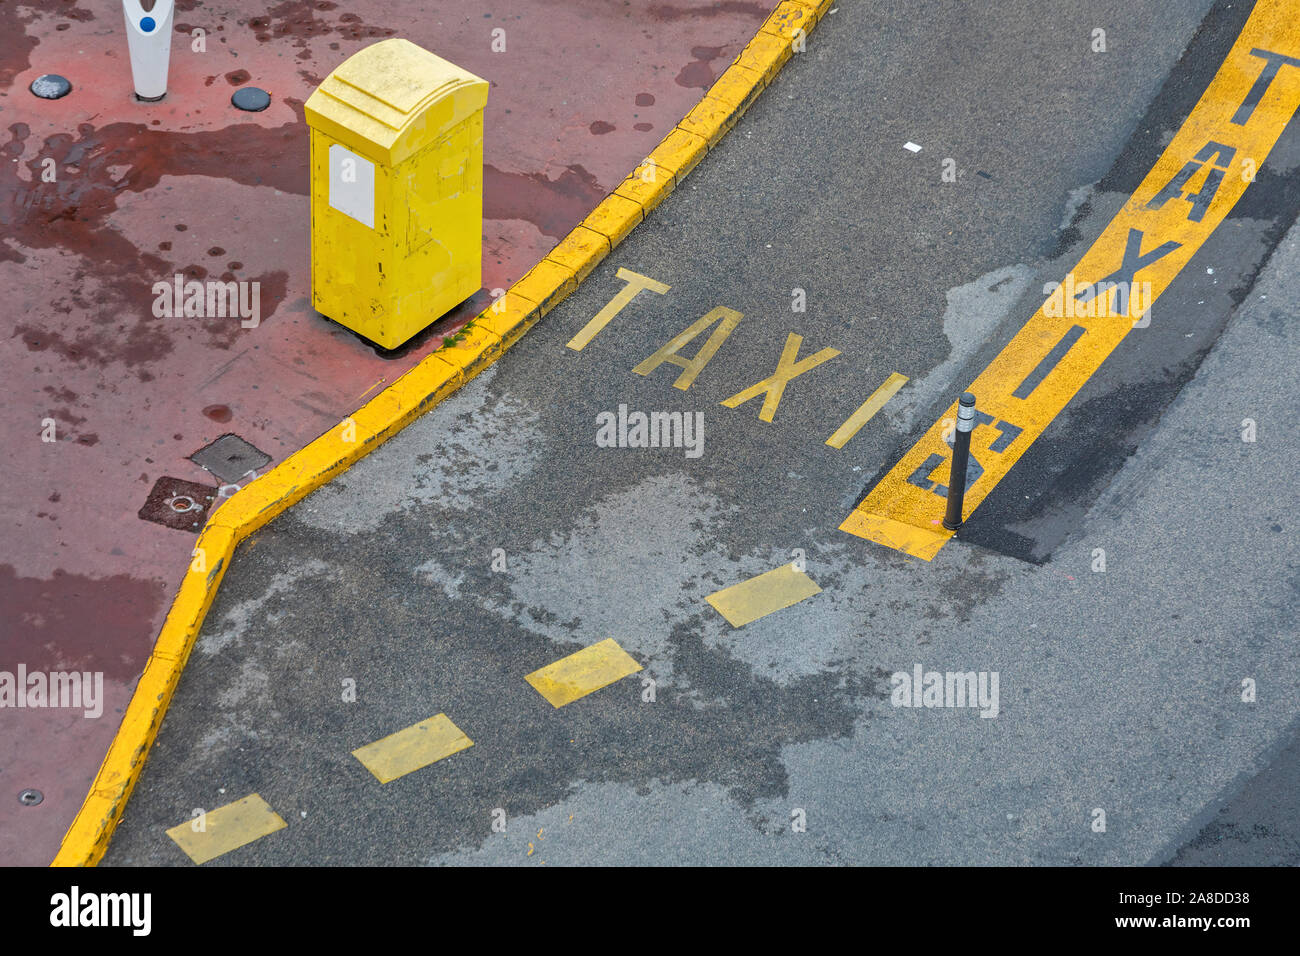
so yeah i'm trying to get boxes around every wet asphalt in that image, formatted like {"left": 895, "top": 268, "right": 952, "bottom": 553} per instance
{"left": 103, "top": 0, "right": 1300, "bottom": 866}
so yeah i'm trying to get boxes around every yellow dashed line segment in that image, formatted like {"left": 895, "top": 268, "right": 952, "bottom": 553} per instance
{"left": 165, "top": 794, "right": 287, "bottom": 866}
{"left": 352, "top": 714, "right": 474, "bottom": 784}
{"left": 706, "top": 564, "right": 822, "bottom": 628}
{"left": 526, "top": 638, "right": 643, "bottom": 708}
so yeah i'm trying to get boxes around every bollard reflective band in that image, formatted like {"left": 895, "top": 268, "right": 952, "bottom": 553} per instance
{"left": 956, "top": 393, "right": 977, "bottom": 432}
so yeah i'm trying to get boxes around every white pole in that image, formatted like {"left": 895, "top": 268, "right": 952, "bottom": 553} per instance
{"left": 122, "top": 0, "right": 175, "bottom": 101}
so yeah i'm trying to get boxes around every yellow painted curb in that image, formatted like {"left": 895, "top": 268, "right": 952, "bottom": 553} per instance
{"left": 50, "top": 0, "right": 827, "bottom": 867}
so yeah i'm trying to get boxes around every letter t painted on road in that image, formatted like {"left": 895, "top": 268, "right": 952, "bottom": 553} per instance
{"left": 566, "top": 267, "right": 671, "bottom": 351}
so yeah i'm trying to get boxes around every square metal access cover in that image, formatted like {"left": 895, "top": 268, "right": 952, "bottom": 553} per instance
{"left": 138, "top": 477, "right": 219, "bottom": 533}
{"left": 190, "top": 433, "right": 271, "bottom": 484}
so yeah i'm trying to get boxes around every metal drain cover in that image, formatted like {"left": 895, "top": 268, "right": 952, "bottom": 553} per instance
{"left": 30, "top": 75, "right": 71, "bottom": 100}
{"left": 232, "top": 87, "right": 272, "bottom": 112}
{"left": 190, "top": 433, "right": 271, "bottom": 484}
{"left": 138, "top": 477, "right": 219, "bottom": 532}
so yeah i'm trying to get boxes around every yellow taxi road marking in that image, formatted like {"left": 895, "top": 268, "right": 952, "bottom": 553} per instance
{"left": 525, "top": 638, "right": 643, "bottom": 708}
{"left": 825, "top": 372, "right": 909, "bottom": 448}
{"left": 571, "top": 272, "right": 912, "bottom": 444}
{"left": 165, "top": 794, "right": 287, "bottom": 865}
{"left": 841, "top": 2, "right": 1300, "bottom": 560}
{"left": 706, "top": 564, "right": 822, "bottom": 627}
{"left": 565, "top": 268, "right": 670, "bottom": 351}
{"left": 721, "top": 333, "right": 840, "bottom": 422}
{"left": 579, "top": 282, "right": 907, "bottom": 441}
{"left": 633, "top": 306, "right": 744, "bottom": 390}
{"left": 352, "top": 714, "right": 474, "bottom": 784}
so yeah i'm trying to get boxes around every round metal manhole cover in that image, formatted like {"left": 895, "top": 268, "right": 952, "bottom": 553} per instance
{"left": 232, "top": 87, "right": 271, "bottom": 112}
{"left": 30, "top": 74, "right": 72, "bottom": 100}
{"left": 19, "top": 789, "right": 43, "bottom": 806}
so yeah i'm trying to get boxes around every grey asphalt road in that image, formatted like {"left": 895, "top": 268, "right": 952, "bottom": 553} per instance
{"left": 103, "top": 0, "right": 1299, "bottom": 866}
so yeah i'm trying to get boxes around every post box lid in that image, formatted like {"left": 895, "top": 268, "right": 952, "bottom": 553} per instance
{"left": 305, "top": 38, "right": 488, "bottom": 166}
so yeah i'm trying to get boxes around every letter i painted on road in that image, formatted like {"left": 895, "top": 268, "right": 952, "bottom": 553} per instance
{"left": 841, "top": 0, "right": 1300, "bottom": 560}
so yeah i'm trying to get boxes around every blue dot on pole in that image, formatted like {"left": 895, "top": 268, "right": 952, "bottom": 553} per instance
{"left": 140, "top": 17, "right": 156, "bottom": 33}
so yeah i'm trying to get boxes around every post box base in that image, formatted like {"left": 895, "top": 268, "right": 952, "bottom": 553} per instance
{"left": 314, "top": 288, "right": 480, "bottom": 352}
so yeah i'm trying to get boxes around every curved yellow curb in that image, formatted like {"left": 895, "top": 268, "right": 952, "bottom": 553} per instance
{"left": 51, "top": 0, "right": 833, "bottom": 867}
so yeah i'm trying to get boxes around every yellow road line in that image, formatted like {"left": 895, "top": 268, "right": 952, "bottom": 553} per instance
{"left": 352, "top": 714, "right": 474, "bottom": 784}
{"left": 825, "top": 372, "right": 909, "bottom": 448}
{"left": 50, "top": 0, "right": 834, "bottom": 867}
{"left": 526, "top": 638, "right": 643, "bottom": 708}
{"left": 842, "top": 0, "right": 1300, "bottom": 560}
{"left": 164, "top": 794, "right": 287, "bottom": 865}
{"left": 706, "top": 564, "right": 822, "bottom": 627}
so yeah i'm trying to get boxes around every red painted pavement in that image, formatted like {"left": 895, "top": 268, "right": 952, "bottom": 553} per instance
{"left": 0, "top": 0, "right": 772, "bottom": 865}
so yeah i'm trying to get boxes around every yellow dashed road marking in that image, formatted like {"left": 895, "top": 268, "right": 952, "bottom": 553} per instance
{"left": 526, "top": 638, "right": 643, "bottom": 708}
{"left": 706, "top": 564, "right": 822, "bottom": 627}
{"left": 165, "top": 793, "right": 287, "bottom": 865}
{"left": 352, "top": 714, "right": 474, "bottom": 784}
{"left": 841, "top": 0, "right": 1300, "bottom": 560}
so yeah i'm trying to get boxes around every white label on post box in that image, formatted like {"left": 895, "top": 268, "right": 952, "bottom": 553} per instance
{"left": 328, "top": 144, "right": 375, "bottom": 229}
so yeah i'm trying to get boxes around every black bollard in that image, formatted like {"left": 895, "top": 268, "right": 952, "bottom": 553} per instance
{"left": 942, "top": 392, "right": 977, "bottom": 531}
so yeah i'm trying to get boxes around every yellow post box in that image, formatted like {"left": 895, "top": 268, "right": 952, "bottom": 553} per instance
{"left": 305, "top": 39, "right": 488, "bottom": 349}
